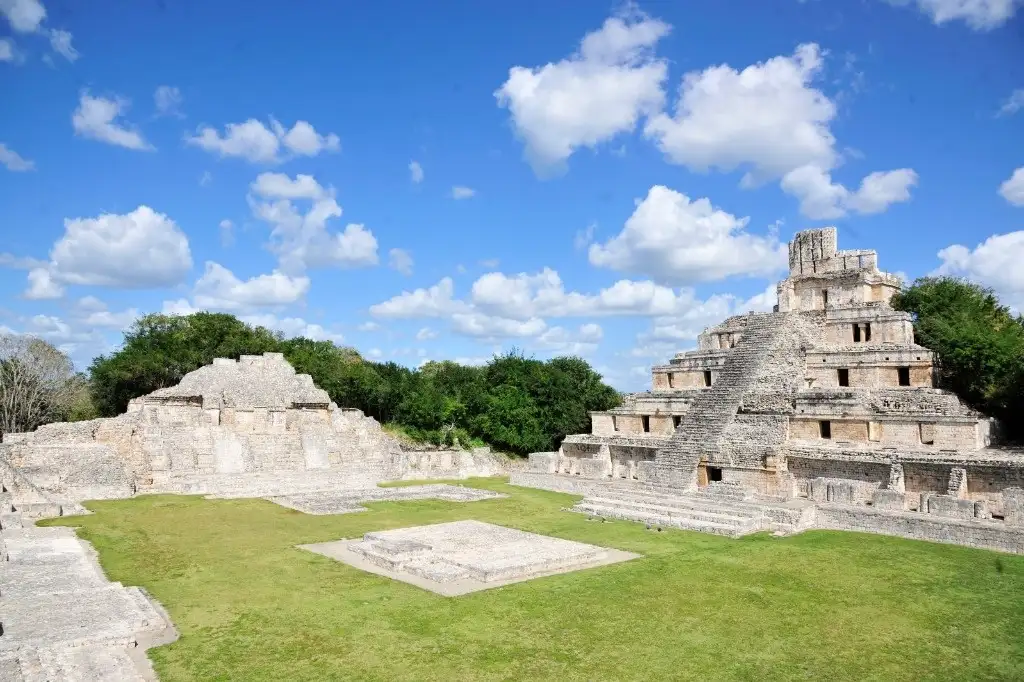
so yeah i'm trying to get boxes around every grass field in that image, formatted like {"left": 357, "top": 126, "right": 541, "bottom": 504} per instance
{"left": 43, "top": 478, "right": 1024, "bottom": 681}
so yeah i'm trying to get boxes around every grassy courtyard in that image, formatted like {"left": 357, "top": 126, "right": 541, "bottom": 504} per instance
{"left": 43, "top": 478, "right": 1024, "bottom": 682}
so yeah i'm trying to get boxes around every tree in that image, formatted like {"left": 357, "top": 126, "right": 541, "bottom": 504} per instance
{"left": 891, "top": 276, "right": 1024, "bottom": 442}
{"left": 0, "top": 334, "right": 81, "bottom": 435}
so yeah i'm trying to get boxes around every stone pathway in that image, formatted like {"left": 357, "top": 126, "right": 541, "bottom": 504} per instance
{"left": 266, "top": 484, "right": 505, "bottom": 515}
{"left": 0, "top": 526, "right": 176, "bottom": 681}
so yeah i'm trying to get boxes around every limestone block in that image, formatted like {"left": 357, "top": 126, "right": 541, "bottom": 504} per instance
{"left": 947, "top": 467, "right": 968, "bottom": 498}
{"left": 577, "top": 459, "right": 611, "bottom": 479}
{"left": 1004, "top": 488, "right": 1024, "bottom": 527}
{"left": 927, "top": 494, "right": 976, "bottom": 521}
{"left": 872, "top": 489, "right": 906, "bottom": 512}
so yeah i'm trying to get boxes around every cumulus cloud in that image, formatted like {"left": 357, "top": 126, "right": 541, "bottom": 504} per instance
{"left": 587, "top": 185, "right": 787, "bottom": 284}
{"left": 192, "top": 261, "right": 309, "bottom": 311}
{"left": 370, "top": 277, "right": 468, "bottom": 318}
{"left": 73, "top": 297, "right": 139, "bottom": 329}
{"left": 186, "top": 118, "right": 340, "bottom": 164}
{"left": 935, "top": 231, "right": 1024, "bottom": 310}
{"left": 24, "top": 268, "right": 63, "bottom": 299}
{"left": 409, "top": 160, "right": 424, "bottom": 183}
{"left": 72, "top": 92, "right": 153, "bottom": 151}
{"left": 415, "top": 326, "right": 438, "bottom": 340}
{"left": 646, "top": 44, "right": 835, "bottom": 184}
{"left": 154, "top": 85, "right": 184, "bottom": 118}
{"left": 248, "top": 172, "right": 379, "bottom": 272}
{"left": 0, "top": 0, "right": 45, "bottom": 32}
{"left": 451, "top": 186, "right": 475, "bottom": 200}
{"left": 32, "top": 206, "right": 192, "bottom": 290}
{"left": 0, "top": 143, "right": 34, "bottom": 171}
{"left": 451, "top": 313, "right": 547, "bottom": 339}
{"left": 781, "top": 165, "right": 918, "bottom": 219}
{"left": 0, "top": 38, "right": 15, "bottom": 62}
{"left": 389, "top": 248, "right": 414, "bottom": 276}
{"left": 999, "top": 167, "right": 1024, "bottom": 206}
{"left": 219, "top": 219, "right": 234, "bottom": 247}
{"left": 495, "top": 9, "right": 669, "bottom": 173}
{"left": 883, "top": 0, "right": 1020, "bottom": 30}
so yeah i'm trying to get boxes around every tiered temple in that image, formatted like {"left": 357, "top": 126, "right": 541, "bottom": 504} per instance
{"left": 512, "top": 228, "right": 1024, "bottom": 552}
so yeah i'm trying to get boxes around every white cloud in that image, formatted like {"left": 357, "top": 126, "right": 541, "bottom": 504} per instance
{"left": 0, "top": 0, "right": 45, "bottom": 32}
{"left": 357, "top": 321, "right": 380, "bottom": 332}
{"left": 186, "top": 118, "right": 340, "bottom": 164}
{"left": 781, "top": 165, "right": 918, "bottom": 219}
{"left": 451, "top": 312, "right": 547, "bottom": 339}
{"left": 154, "top": 85, "right": 183, "bottom": 118}
{"left": 370, "top": 277, "right": 467, "bottom": 318}
{"left": 389, "top": 248, "right": 414, "bottom": 276}
{"left": 367, "top": 348, "right": 383, "bottom": 358}
{"left": 998, "top": 89, "right": 1024, "bottom": 116}
{"left": 248, "top": 172, "right": 378, "bottom": 272}
{"left": 241, "top": 314, "right": 345, "bottom": 343}
{"left": 199, "top": 170, "right": 212, "bottom": 187}
{"left": 415, "top": 326, "right": 438, "bottom": 341}
{"left": 48, "top": 28, "right": 76, "bottom": 61}
{"left": 0, "top": 38, "right": 15, "bottom": 62}
{"left": 646, "top": 43, "right": 835, "bottom": 184}
{"left": 883, "top": 0, "right": 1020, "bottom": 30}
{"left": 535, "top": 323, "right": 603, "bottom": 355}
{"left": 79, "top": 302, "right": 139, "bottom": 329}
{"left": 24, "top": 268, "right": 63, "bottom": 299}
{"left": 451, "top": 186, "right": 475, "bottom": 200}
{"left": 640, "top": 283, "right": 777, "bottom": 343}
{"left": 192, "top": 262, "right": 309, "bottom": 311}
{"left": 162, "top": 298, "right": 199, "bottom": 316}
{"left": 219, "top": 219, "right": 234, "bottom": 247}
{"left": 0, "top": 142, "right": 34, "bottom": 171}
{"left": 409, "top": 160, "right": 424, "bottom": 183}
{"left": 74, "top": 295, "right": 106, "bottom": 313}
{"left": 998, "top": 167, "right": 1024, "bottom": 206}
{"left": 935, "top": 231, "right": 1024, "bottom": 310}
{"left": 479, "top": 258, "right": 500, "bottom": 269}
{"left": 43, "top": 205, "right": 192, "bottom": 289}
{"left": 587, "top": 185, "right": 787, "bottom": 284}
{"left": 495, "top": 9, "right": 669, "bottom": 172}
{"left": 72, "top": 92, "right": 153, "bottom": 151}
{"left": 574, "top": 224, "right": 595, "bottom": 251}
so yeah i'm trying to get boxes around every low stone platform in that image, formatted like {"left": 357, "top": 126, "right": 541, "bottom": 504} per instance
{"left": 0, "top": 526, "right": 177, "bottom": 681}
{"left": 299, "top": 520, "right": 639, "bottom": 596}
{"left": 268, "top": 484, "right": 505, "bottom": 515}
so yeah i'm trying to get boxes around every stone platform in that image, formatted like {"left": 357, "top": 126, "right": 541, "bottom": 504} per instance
{"left": 0, "top": 526, "right": 177, "bottom": 681}
{"left": 299, "top": 520, "right": 639, "bottom": 596}
{"left": 267, "top": 484, "right": 504, "bottom": 515}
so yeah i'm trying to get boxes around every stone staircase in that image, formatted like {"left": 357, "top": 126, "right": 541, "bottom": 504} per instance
{"left": 573, "top": 488, "right": 767, "bottom": 537}
{"left": 649, "top": 312, "right": 792, "bottom": 488}
{"left": 0, "top": 461, "right": 69, "bottom": 530}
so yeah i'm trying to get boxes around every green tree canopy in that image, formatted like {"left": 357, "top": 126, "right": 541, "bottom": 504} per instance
{"left": 891, "top": 276, "right": 1024, "bottom": 442}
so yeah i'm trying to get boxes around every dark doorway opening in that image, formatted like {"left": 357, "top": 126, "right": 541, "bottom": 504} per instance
{"left": 708, "top": 467, "right": 723, "bottom": 482}
{"left": 820, "top": 420, "right": 832, "bottom": 439}
{"left": 897, "top": 366, "right": 911, "bottom": 386}
{"left": 837, "top": 368, "right": 849, "bottom": 387}
{"left": 641, "top": 415, "right": 650, "bottom": 433}
{"left": 704, "top": 370, "right": 713, "bottom": 387}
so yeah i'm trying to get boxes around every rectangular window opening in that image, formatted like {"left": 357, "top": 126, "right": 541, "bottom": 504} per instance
{"left": 852, "top": 324, "right": 861, "bottom": 343}
{"left": 821, "top": 289, "right": 828, "bottom": 309}
{"left": 897, "top": 366, "right": 911, "bottom": 386}
{"left": 837, "top": 368, "right": 849, "bottom": 387}
{"left": 704, "top": 370, "right": 713, "bottom": 387}
{"left": 672, "top": 415, "right": 682, "bottom": 429}
{"left": 612, "top": 416, "right": 619, "bottom": 433}
{"left": 820, "top": 420, "right": 832, "bottom": 439}
{"left": 708, "top": 467, "right": 723, "bottom": 482}
{"left": 864, "top": 323, "right": 872, "bottom": 342}
{"left": 667, "top": 372, "right": 674, "bottom": 389}
{"left": 641, "top": 415, "right": 650, "bottom": 433}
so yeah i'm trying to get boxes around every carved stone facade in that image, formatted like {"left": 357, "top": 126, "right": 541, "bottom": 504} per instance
{"left": 512, "top": 228, "right": 1024, "bottom": 553}
{"left": 0, "top": 352, "right": 507, "bottom": 519}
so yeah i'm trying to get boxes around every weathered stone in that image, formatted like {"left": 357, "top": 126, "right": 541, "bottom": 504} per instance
{"left": 298, "top": 520, "right": 639, "bottom": 596}
{"left": 514, "top": 227, "right": 1024, "bottom": 553}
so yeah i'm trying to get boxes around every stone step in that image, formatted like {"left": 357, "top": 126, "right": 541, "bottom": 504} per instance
{"left": 584, "top": 488, "right": 761, "bottom": 513}
{"left": 579, "top": 498, "right": 755, "bottom": 527}
{"left": 0, "top": 512, "right": 23, "bottom": 529}
{"left": 12, "top": 502, "right": 62, "bottom": 518}
{"left": 583, "top": 495, "right": 760, "bottom": 523}
{"left": 574, "top": 502, "right": 757, "bottom": 537}
{"left": 21, "top": 645, "right": 146, "bottom": 682}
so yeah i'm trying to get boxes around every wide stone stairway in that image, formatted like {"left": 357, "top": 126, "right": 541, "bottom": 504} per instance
{"left": 648, "top": 312, "right": 792, "bottom": 488}
{"left": 0, "top": 525, "right": 176, "bottom": 680}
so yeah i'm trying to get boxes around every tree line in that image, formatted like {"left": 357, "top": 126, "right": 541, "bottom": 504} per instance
{"left": 2, "top": 276, "right": 1022, "bottom": 447}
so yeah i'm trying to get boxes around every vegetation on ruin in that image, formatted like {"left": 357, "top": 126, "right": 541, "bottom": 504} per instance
{"left": 0, "top": 333, "right": 94, "bottom": 435}
{"left": 892, "top": 276, "right": 1024, "bottom": 441}
{"left": 43, "top": 478, "right": 1024, "bottom": 682}
{"left": 84, "top": 312, "right": 620, "bottom": 454}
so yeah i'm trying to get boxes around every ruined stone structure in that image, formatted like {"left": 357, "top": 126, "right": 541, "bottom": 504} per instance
{"left": 0, "top": 352, "right": 507, "bottom": 521}
{"left": 513, "top": 228, "right": 1024, "bottom": 553}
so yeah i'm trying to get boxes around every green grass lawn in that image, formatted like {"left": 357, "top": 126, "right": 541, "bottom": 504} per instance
{"left": 43, "top": 478, "right": 1024, "bottom": 682}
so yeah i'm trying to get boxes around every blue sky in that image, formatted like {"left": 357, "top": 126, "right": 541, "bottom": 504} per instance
{"left": 1, "top": 0, "right": 1022, "bottom": 391}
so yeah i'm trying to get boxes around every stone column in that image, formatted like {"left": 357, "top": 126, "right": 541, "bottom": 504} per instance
{"left": 888, "top": 462, "right": 905, "bottom": 493}
{"left": 597, "top": 444, "right": 613, "bottom": 478}
{"left": 947, "top": 467, "right": 968, "bottom": 499}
